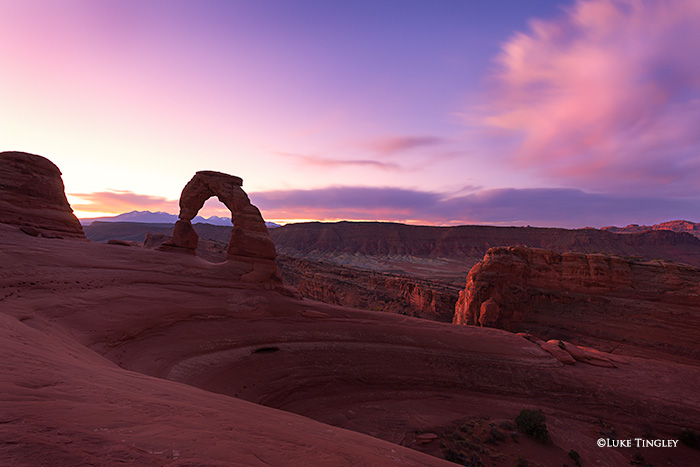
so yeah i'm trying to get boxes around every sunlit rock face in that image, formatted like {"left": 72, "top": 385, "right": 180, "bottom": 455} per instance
{"left": 0, "top": 151, "right": 85, "bottom": 239}
{"left": 159, "top": 170, "right": 280, "bottom": 283}
{"left": 454, "top": 245, "right": 700, "bottom": 363}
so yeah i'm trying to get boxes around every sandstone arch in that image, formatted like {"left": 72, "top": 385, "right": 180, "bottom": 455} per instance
{"left": 162, "top": 171, "right": 276, "bottom": 262}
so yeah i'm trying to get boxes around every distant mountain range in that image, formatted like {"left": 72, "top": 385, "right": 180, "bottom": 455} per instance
{"left": 80, "top": 210, "right": 280, "bottom": 228}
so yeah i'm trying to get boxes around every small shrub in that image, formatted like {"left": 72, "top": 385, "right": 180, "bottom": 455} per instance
{"left": 515, "top": 409, "right": 551, "bottom": 443}
{"left": 679, "top": 428, "right": 700, "bottom": 449}
{"left": 484, "top": 425, "right": 506, "bottom": 445}
{"left": 499, "top": 420, "right": 516, "bottom": 431}
{"left": 443, "top": 448, "right": 468, "bottom": 465}
{"left": 630, "top": 451, "right": 653, "bottom": 466}
{"left": 568, "top": 449, "right": 582, "bottom": 467}
{"left": 515, "top": 456, "right": 531, "bottom": 467}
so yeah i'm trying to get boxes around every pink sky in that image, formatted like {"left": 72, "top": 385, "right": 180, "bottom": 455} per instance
{"left": 2, "top": 0, "right": 699, "bottom": 227}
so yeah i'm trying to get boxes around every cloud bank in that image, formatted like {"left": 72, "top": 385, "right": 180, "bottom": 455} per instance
{"left": 474, "top": 0, "right": 700, "bottom": 195}
{"left": 69, "top": 190, "right": 177, "bottom": 213}
{"left": 250, "top": 186, "right": 697, "bottom": 228}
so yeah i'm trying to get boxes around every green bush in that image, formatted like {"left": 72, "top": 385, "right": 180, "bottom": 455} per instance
{"left": 514, "top": 409, "right": 551, "bottom": 443}
{"left": 568, "top": 449, "right": 581, "bottom": 467}
{"left": 679, "top": 428, "right": 700, "bottom": 449}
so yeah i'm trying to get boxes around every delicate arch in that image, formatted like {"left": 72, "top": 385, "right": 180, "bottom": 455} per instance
{"left": 164, "top": 171, "right": 276, "bottom": 261}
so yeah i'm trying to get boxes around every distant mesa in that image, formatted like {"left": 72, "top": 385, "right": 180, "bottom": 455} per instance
{"left": 603, "top": 220, "right": 700, "bottom": 239}
{"left": 0, "top": 151, "right": 85, "bottom": 239}
{"left": 159, "top": 170, "right": 281, "bottom": 283}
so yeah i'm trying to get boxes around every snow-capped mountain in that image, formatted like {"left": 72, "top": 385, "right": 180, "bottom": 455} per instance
{"left": 80, "top": 211, "right": 279, "bottom": 228}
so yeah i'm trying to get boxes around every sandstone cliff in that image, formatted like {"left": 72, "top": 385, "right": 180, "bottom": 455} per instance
{"left": 454, "top": 246, "right": 700, "bottom": 363}
{"left": 0, "top": 151, "right": 84, "bottom": 238}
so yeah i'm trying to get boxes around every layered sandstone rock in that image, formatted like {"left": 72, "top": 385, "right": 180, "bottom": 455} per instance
{"left": 159, "top": 170, "right": 279, "bottom": 283}
{"left": 0, "top": 151, "right": 84, "bottom": 238}
{"left": 454, "top": 246, "right": 700, "bottom": 362}
{"left": 269, "top": 221, "right": 700, "bottom": 277}
{"left": 603, "top": 219, "right": 700, "bottom": 239}
{"left": 277, "top": 254, "right": 459, "bottom": 321}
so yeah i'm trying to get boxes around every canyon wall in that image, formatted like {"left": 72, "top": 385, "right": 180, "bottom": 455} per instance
{"left": 277, "top": 255, "right": 459, "bottom": 321}
{"left": 454, "top": 246, "right": 700, "bottom": 363}
{"left": 269, "top": 221, "right": 700, "bottom": 274}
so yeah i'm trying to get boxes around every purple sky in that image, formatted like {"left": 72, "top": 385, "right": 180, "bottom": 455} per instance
{"left": 2, "top": 0, "right": 698, "bottom": 227}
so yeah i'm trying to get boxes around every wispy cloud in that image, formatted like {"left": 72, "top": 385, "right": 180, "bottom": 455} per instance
{"left": 471, "top": 0, "right": 700, "bottom": 196}
{"left": 275, "top": 152, "right": 401, "bottom": 170}
{"left": 364, "top": 135, "right": 446, "bottom": 155}
{"left": 69, "top": 190, "right": 177, "bottom": 213}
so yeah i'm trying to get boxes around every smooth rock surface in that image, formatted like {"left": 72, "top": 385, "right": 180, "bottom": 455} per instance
{"left": 0, "top": 151, "right": 84, "bottom": 238}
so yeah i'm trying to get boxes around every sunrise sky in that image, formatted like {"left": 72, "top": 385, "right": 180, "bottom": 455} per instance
{"left": 2, "top": 0, "right": 699, "bottom": 227}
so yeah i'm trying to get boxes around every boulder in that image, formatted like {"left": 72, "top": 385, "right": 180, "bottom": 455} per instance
{"left": 536, "top": 340, "right": 576, "bottom": 365}
{"left": 478, "top": 298, "right": 500, "bottom": 327}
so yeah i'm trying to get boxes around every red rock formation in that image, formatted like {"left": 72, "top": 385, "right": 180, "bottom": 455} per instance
{"left": 160, "top": 170, "right": 280, "bottom": 283}
{"left": 6, "top": 153, "right": 700, "bottom": 466}
{"left": 269, "top": 221, "right": 700, "bottom": 277}
{"left": 0, "top": 151, "right": 84, "bottom": 238}
{"left": 454, "top": 246, "right": 700, "bottom": 362}
{"left": 277, "top": 254, "right": 459, "bottom": 321}
{"left": 4, "top": 223, "right": 700, "bottom": 467}
{"left": 603, "top": 219, "right": 700, "bottom": 239}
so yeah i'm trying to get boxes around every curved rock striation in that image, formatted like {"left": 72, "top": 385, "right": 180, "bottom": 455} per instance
{"left": 454, "top": 246, "right": 700, "bottom": 362}
{"left": 160, "top": 170, "right": 280, "bottom": 283}
{"left": 0, "top": 151, "right": 84, "bottom": 238}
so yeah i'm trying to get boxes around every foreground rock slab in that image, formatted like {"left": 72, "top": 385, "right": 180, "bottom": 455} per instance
{"left": 2, "top": 225, "right": 700, "bottom": 466}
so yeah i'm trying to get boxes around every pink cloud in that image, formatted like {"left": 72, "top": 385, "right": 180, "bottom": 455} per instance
{"left": 275, "top": 152, "right": 402, "bottom": 170}
{"left": 474, "top": 0, "right": 700, "bottom": 195}
{"left": 69, "top": 190, "right": 177, "bottom": 213}
{"left": 364, "top": 136, "right": 446, "bottom": 155}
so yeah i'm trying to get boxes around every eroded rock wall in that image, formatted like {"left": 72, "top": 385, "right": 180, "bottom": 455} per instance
{"left": 454, "top": 246, "right": 700, "bottom": 362}
{"left": 277, "top": 255, "right": 459, "bottom": 321}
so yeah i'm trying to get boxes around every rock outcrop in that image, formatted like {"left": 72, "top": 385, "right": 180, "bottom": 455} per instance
{"left": 0, "top": 151, "right": 85, "bottom": 238}
{"left": 454, "top": 246, "right": 700, "bottom": 363}
{"left": 603, "top": 219, "right": 700, "bottom": 239}
{"left": 159, "top": 170, "right": 279, "bottom": 283}
{"left": 277, "top": 254, "right": 459, "bottom": 321}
